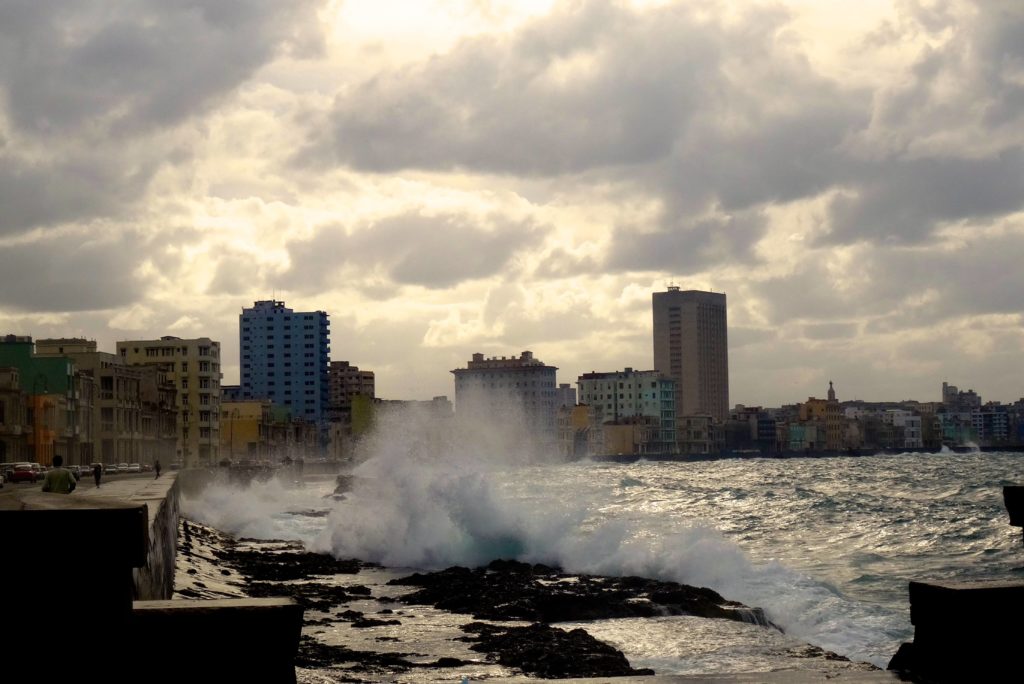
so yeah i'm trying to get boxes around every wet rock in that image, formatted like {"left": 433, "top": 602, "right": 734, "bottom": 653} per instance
{"left": 390, "top": 559, "right": 766, "bottom": 625}
{"left": 460, "top": 622, "right": 654, "bottom": 678}
{"left": 295, "top": 635, "right": 417, "bottom": 672}
{"left": 351, "top": 617, "right": 402, "bottom": 628}
{"left": 427, "top": 657, "right": 473, "bottom": 667}
{"left": 244, "top": 581, "right": 366, "bottom": 613}
{"left": 215, "top": 547, "right": 365, "bottom": 581}
{"left": 336, "top": 610, "right": 364, "bottom": 621}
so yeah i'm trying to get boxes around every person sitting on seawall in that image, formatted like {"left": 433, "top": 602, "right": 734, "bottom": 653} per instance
{"left": 41, "top": 455, "right": 77, "bottom": 494}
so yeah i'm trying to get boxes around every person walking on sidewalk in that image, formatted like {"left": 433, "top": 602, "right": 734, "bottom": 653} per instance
{"left": 93, "top": 463, "right": 102, "bottom": 488}
{"left": 154, "top": 458, "right": 162, "bottom": 479}
{"left": 41, "top": 455, "right": 76, "bottom": 494}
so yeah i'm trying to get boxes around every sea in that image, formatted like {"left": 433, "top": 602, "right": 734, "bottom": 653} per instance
{"left": 182, "top": 445, "right": 1023, "bottom": 676}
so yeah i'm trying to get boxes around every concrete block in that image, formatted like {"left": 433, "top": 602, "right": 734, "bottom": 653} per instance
{"left": 130, "top": 597, "right": 304, "bottom": 682}
{"left": 1004, "top": 485, "right": 1024, "bottom": 528}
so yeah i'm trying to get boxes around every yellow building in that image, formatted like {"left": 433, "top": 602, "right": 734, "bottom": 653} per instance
{"left": 221, "top": 399, "right": 271, "bottom": 462}
{"left": 556, "top": 404, "right": 590, "bottom": 460}
{"left": 118, "top": 337, "right": 222, "bottom": 467}
{"left": 799, "top": 381, "right": 843, "bottom": 450}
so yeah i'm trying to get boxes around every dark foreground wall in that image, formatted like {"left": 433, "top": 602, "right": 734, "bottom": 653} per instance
{"left": 0, "top": 475, "right": 302, "bottom": 682}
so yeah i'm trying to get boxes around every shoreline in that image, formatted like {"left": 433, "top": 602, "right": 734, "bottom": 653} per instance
{"left": 174, "top": 516, "right": 883, "bottom": 682}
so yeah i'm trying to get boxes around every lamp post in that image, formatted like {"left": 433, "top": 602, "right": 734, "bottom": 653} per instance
{"left": 228, "top": 409, "right": 239, "bottom": 462}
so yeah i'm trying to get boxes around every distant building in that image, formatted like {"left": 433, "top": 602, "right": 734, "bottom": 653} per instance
{"left": 556, "top": 404, "right": 590, "bottom": 460}
{"left": 451, "top": 351, "right": 558, "bottom": 448}
{"left": 652, "top": 287, "right": 729, "bottom": 426}
{"left": 577, "top": 368, "right": 675, "bottom": 454}
{"left": 799, "top": 381, "right": 843, "bottom": 450}
{"left": 239, "top": 300, "right": 330, "bottom": 429}
{"left": 555, "top": 383, "right": 576, "bottom": 408}
{"left": 328, "top": 361, "right": 375, "bottom": 423}
{"left": 942, "top": 382, "right": 981, "bottom": 413}
{"left": 221, "top": 399, "right": 272, "bottom": 461}
{"left": 118, "top": 337, "right": 221, "bottom": 467}
{"left": 0, "top": 336, "right": 89, "bottom": 466}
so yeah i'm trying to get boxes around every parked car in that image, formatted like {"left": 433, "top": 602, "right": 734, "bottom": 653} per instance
{"left": 105, "top": 464, "right": 121, "bottom": 474}
{"left": 66, "top": 465, "right": 82, "bottom": 480}
{"left": 125, "top": 463, "right": 142, "bottom": 473}
{"left": 8, "top": 464, "right": 39, "bottom": 483}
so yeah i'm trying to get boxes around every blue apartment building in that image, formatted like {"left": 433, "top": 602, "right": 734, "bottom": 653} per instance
{"left": 239, "top": 301, "right": 330, "bottom": 433}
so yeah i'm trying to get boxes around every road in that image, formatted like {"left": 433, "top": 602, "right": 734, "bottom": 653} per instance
{"left": 0, "top": 470, "right": 156, "bottom": 499}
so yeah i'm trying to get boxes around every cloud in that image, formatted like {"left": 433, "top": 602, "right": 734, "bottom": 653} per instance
{"left": 0, "top": 0, "right": 323, "bottom": 137}
{"left": 312, "top": 1, "right": 724, "bottom": 175}
{"left": 605, "top": 212, "right": 766, "bottom": 274}
{"left": 0, "top": 0, "right": 324, "bottom": 238}
{"left": 279, "top": 212, "right": 546, "bottom": 292}
{"left": 0, "top": 229, "right": 165, "bottom": 312}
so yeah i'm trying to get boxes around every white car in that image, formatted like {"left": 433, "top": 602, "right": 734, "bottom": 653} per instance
{"left": 125, "top": 463, "right": 142, "bottom": 473}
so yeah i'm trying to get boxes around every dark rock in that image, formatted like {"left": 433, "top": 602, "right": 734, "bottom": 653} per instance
{"left": 336, "top": 610, "right": 364, "bottom": 621}
{"left": 295, "top": 635, "right": 416, "bottom": 671}
{"left": 429, "top": 657, "right": 473, "bottom": 667}
{"left": 460, "top": 622, "right": 654, "bottom": 678}
{"left": 390, "top": 558, "right": 768, "bottom": 625}
{"left": 214, "top": 547, "right": 365, "bottom": 581}
{"left": 244, "top": 581, "right": 364, "bottom": 613}
{"left": 351, "top": 617, "right": 402, "bottom": 628}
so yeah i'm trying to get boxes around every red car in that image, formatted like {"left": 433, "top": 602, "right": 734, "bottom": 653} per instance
{"left": 8, "top": 464, "right": 39, "bottom": 483}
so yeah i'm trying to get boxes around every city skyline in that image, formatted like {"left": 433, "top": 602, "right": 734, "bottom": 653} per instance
{"left": 1, "top": 2, "right": 1022, "bottom": 407}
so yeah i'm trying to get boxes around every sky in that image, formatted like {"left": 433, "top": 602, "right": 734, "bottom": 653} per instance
{"left": 1, "top": 0, "right": 1022, "bottom": 407}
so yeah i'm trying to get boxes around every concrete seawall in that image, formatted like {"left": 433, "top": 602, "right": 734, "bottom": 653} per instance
{"left": 0, "top": 471, "right": 302, "bottom": 682}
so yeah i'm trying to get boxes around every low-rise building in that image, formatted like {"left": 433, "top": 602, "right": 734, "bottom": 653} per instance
{"left": 577, "top": 368, "right": 675, "bottom": 454}
{"left": 452, "top": 351, "right": 558, "bottom": 451}
{"left": 119, "top": 337, "right": 222, "bottom": 467}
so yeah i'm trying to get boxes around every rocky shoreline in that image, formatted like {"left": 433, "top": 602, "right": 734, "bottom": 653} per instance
{"left": 174, "top": 518, "right": 878, "bottom": 682}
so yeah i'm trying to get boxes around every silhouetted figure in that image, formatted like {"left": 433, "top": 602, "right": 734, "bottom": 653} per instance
{"left": 41, "top": 455, "right": 76, "bottom": 494}
{"left": 154, "top": 458, "right": 162, "bottom": 479}
{"left": 93, "top": 463, "right": 102, "bottom": 488}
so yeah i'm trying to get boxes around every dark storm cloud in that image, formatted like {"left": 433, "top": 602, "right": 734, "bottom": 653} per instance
{"left": 309, "top": 0, "right": 1024, "bottom": 274}
{"left": 730, "top": 326, "right": 778, "bottom": 349}
{"left": 802, "top": 322, "right": 859, "bottom": 341}
{"left": 605, "top": 212, "right": 765, "bottom": 273}
{"left": 752, "top": 226, "right": 1024, "bottom": 333}
{"left": 863, "top": 232, "right": 1024, "bottom": 320}
{"left": 311, "top": 0, "right": 867, "bottom": 270}
{"left": 314, "top": 0, "right": 718, "bottom": 175}
{"left": 818, "top": 2, "right": 1024, "bottom": 245}
{"left": 0, "top": 150, "right": 156, "bottom": 236}
{"left": 0, "top": 230, "right": 163, "bottom": 312}
{"left": 532, "top": 248, "right": 599, "bottom": 279}
{"left": 825, "top": 150, "right": 1024, "bottom": 245}
{"left": 278, "top": 213, "right": 546, "bottom": 292}
{"left": 0, "top": 0, "right": 323, "bottom": 136}
{"left": 206, "top": 252, "right": 269, "bottom": 296}
{"left": 0, "top": 0, "right": 323, "bottom": 238}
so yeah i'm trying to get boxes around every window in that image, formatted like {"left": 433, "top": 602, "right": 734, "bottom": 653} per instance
{"left": 180, "top": 378, "right": 188, "bottom": 389}
{"left": 181, "top": 362, "right": 188, "bottom": 373}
